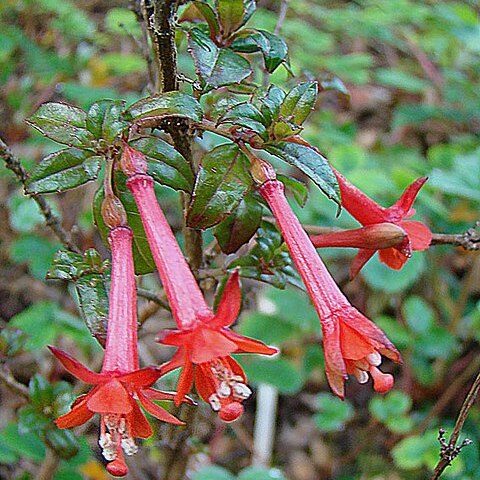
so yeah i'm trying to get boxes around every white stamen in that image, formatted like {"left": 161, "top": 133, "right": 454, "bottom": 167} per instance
{"left": 209, "top": 394, "right": 221, "bottom": 411}
{"left": 118, "top": 417, "right": 126, "bottom": 434}
{"left": 121, "top": 437, "right": 138, "bottom": 456}
{"left": 99, "top": 433, "right": 117, "bottom": 461}
{"left": 354, "top": 369, "right": 369, "bottom": 384}
{"left": 232, "top": 382, "right": 252, "bottom": 399}
{"left": 367, "top": 352, "right": 382, "bottom": 366}
{"left": 230, "top": 375, "right": 244, "bottom": 383}
{"left": 218, "top": 381, "right": 231, "bottom": 398}
{"left": 104, "top": 414, "right": 119, "bottom": 430}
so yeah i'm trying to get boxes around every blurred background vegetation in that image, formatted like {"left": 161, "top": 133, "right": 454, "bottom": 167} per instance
{"left": 1, "top": 0, "right": 479, "bottom": 479}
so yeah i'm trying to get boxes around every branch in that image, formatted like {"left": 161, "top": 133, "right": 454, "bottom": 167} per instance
{"left": 0, "top": 363, "right": 29, "bottom": 398}
{"left": 137, "top": 288, "right": 171, "bottom": 312}
{"left": 431, "top": 369, "right": 480, "bottom": 479}
{"left": 0, "top": 137, "right": 81, "bottom": 254}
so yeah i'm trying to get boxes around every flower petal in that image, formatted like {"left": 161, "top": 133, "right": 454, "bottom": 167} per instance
{"left": 137, "top": 390, "right": 184, "bottom": 425}
{"left": 128, "top": 400, "right": 153, "bottom": 438}
{"left": 350, "top": 249, "right": 376, "bottom": 279}
{"left": 401, "top": 220, "right": 432, "bottom": 251}
{"left": 55, "top": 394, "right": 94, "bottom": 429}
{"left": 339, "top": 323, "right": 375, "bottom": 361}
{"left": 159, "top": 348, "right": 186, "bottom": 375}
{"left": 119, "top": 367, "right": 162, "bottom": 388}
{"left": 156, "top": 329, "right": 191, "bottom": 346}
{"left": 334, "top": 169, "right": 387, "bottom": 225}
{"left": 222, "top": 330, "right": 278, "bottom": 355}
{"left": 87, "top": 380, "right": 133, "bottom": 414}
{"left": 175, "top": 356, "right": 194, "bottom": 406}
{"left": 211, "top": 270, "right": 241, "bottom": 328}
{"left": 387, "top": 177, "right": 428, "bottom": 220}
{"left": 48, "top": 346, "right": 105, "bottom": 384}
{"left": 189, "top": 328, "right": 237, "bottom": 364}
{"left": 378, "top": 248, "right": 408, "bottom": 270}
{"left": 194, "top": 363, "right": 216, "bottom": 403}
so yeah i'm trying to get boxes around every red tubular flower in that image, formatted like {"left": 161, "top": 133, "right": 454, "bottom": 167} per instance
{"left": 326, "top": 170, "right": 432, "bottom": 278}
{"left": 120, "top": 146, "right": 277, "bottom": 421}
{"left": 51, "top": 225, "right": 182, "bottom": 477}
{"left": 255, "top": 160, "right": 401, "bottom": 398}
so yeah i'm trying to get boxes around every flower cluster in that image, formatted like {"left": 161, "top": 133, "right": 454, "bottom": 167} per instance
{"left": 51, "top": 144, "right": 431, "bottom": 476}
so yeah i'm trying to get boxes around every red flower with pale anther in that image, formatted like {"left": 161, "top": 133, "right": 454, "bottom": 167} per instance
{"left": 329, "top": 170, "right": 432, "bottom": 278}
{"left": 120, "top": 146, "right": 277, "bottom": 421}
{"left": 157, "top": 271, "right": 277, "bottom": 422}
{"left": 51, "top": 221, "right": 182, "bottom": 477}
{"left": 254, "top": 159, "right": 401, "bottom": 398}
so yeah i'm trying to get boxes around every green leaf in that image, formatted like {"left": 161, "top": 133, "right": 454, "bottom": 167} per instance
{"left": 188, "top": 26, "right": 252, "bottom": 87}
{"left": 392, "top": 436, "right": 426, "bottom": 470}
{"left": 130, "top": 136, "right": 194, "bottom": 192}
{"left": 362, "top": 252, "right": 426, "bottom": 293}
{"left": 0, "top": 423, "right": 45, "bottom": 462}
{"left": 44, "top": 429, "right": 79, "bottom": 460}
{"left": 216, "top": 0, "right": 246, "bottom": 36}
{"left": 126, "top": 91, "right": 203, "bottom": 123}
{"left": 254, "top": 85, "right": 286, "bottom": 126}
{"left": 47, "top": 250, "right": 109, "bottom": 344}
{"left": 239, "top": 312, "right": 296, "bottom": 345}
{"left": 313, "top": 393, "right": 354, "bottom": 432}
{"left": 265, "top": 141, "right": 340, "bottom": 204}
{"left": 192, "top": 1, "right": 220, "bottom": 39}
{"left": 8, "top": 193, "right": 45, "bottom": 232}
{"left": 29, "top": 374, "right": 54, "bottom": 408}
{"left": 27, "top": 102, "right": 95, "bottom": 148}
{"left": 18, "top": 405, "right": 50, "bottom": 433}
{"left": 228, "top": 222, "right": 300, "bottom": 289}
{"left": 219, "top": 103, "right": 269, "bottom": 141}
{"left": 402, "top": 296, "right": 434, "bottom": 335}
{"left": 238, "top": 467, "right": 287, "bottom": 480}
{"left": 214, "top": 193, "right": 262, "bottom": 253}
{"left": 93, "top": 173, "right": 155, "bottom": 275}
{"left": 369, "top": 391, "right": 412, "bottom": 422}
{"left": 86, "top": 99, "right": 127, "bottom": 142}
{"left": 280, "top": 81, "right": 318, "bottom": 125}
{"left": 25, "top": 148, "right": 102, "bottom": 194}
{"left": 239, "top": 356, "right": 304, "bottom": 394}
{"left": 277, "top": 174, "right": 308, "bottom": 207}
{"left": 187, "top": 143, "right": 252, "bottom": 229}
{"left": 375, "top": 68, "right": 430, "bottom": 93}
{"left": 192, "top": 466, "right": 235, "bottom": 480}
{"left": 10, "top": 235, "right": 61, "bottom": 279}
{"left": 231, "top": 30, "right": 288, "bottom": 73}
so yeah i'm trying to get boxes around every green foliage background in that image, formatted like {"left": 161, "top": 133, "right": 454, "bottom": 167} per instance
{"left": 0, "top": 0, "right": 479, "bottom": 479}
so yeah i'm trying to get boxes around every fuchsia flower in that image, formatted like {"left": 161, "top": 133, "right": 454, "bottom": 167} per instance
{"left": 253, "top": 159, "right": 401, "bottom": 398}
{"left": 51, "top": 203, "right": 182, "bottom": 477}
{"left": 315, "top": 170, "right": 432, "bottom": 279}
{"left": 120, "top": 145, "right": 277, "bottom": 422}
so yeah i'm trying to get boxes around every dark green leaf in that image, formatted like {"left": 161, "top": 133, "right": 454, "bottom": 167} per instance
{"left": 126, "top": 91, "right": 203, "bottom": 123}
{"left": 214, "top": 193, "right": 262, "bottom": 253}
{"left": 0, "top": 423, "right": 45, "bottom": 462}
{"left": 187, "top": 143, "right": 252, "bottom": 229}
{"left": 29, "top": 375, "right": 54, "bottom": 408}
{"left": 27, "top": 102, "right": 95, "bottom": 148}
{"left": 265, "top": 141, "right": 340, "bottom": 204}
{"left": 239, "top": 356, "right": 304, "bottom": 394}
{"left": 280, "top": 81, "right": 318, "bottom": 125}
{"left": 277, "top": 174, "right": 308, "bottom": 207}
{"left": 231, "top": 30, "right": 288, "bottom": 73}
{"left": 313, "top": 393, "right": 353, "bottom": 432}
{"left": 216, "top": 0, "right": 246, "bottom": 36}
{"left": 86, "top": 99, "right": 127, "bottom": 142}
{"left": 219, "top": 103, "right": 269, "bottom": 141}
{"left": 18, "top": 405, "right": 50, "bottom": 434}
{"left": 93, "top": 173, "right": 155, "bottom": 275}
{"left": 47, "top": 250, "right": 109, "bottom": 344}
{"left": 188, "top": 27, "right": 252, "bottom": 87}
{"left": 44, "top": 428, "right": 79, "bottom": 460}
{"left": 130, "top": 136, "right": 193, "bottom": 192}
{"left": 255, "top": 85, "right": 285, "bottom": 125}
{"left": 25, "top": 148, "right": 101, "bottom": 194}
{"left": 192, "top": 1, "right": 220, "bottom": 39}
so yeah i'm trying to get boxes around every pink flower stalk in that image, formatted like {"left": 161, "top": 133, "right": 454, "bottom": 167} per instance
{"left": 120, "top": 145, "right": 277, "bottom": 421}
{"left": 326, "top": 169, "right": 432, "bottom": 279}
{"left": 51, "top": 198, "right": 182, "bottom": 477}
{"left": 253, "top": 159, "right": 401, "bottom": 398}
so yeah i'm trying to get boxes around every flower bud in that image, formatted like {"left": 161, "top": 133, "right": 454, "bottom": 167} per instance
{"left": 101, "top": 194, "right": 128, "bottom": 229}
{"left": 120, "top": 144, "right": 148, "bottom": 176}
{"left": 250, "top": 157, "right": 277, "bottom": 185}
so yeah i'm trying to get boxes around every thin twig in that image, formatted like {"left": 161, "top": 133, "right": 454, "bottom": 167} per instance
{"left": 37, "top": 448, "right": 60, "bottom": 480}
{"left": 137, "top": 288, "right": 171, "bottom": 312}
{"left": 0, "top": 363, "right": 29, "bottom": 398}
{"left": 0, "top": 137, "right": 81, "bottom": 253}
{"left": 431, "top": 369, "right": 480, "bottom": 479}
